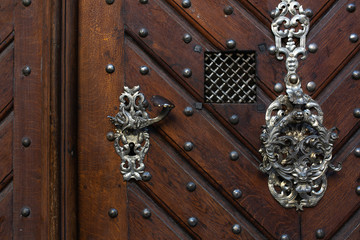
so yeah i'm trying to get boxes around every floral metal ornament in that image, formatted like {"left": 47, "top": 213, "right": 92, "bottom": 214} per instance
{"left": 259, "top": 0, "right": 341, "bottom": 210}
{"left": 109, "top": 86, "right": 174, "bottom": 181}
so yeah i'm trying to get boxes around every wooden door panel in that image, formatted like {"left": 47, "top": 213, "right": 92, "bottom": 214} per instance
{"left": 0, "top": 0, "right": 14, "bottom": 44}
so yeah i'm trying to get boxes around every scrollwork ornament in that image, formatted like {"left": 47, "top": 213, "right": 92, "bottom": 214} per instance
{"left": 260, "top": 0, "right": 341, "bottom": 210}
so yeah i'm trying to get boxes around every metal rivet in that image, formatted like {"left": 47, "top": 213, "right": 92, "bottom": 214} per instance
{"left": 270, "top": 9, "right": 278, "bottom": 19}
{"left": 188, "top": 217, "right": 198, "bottom": 227}
{"left": 139, "top": 0, "right": 148, "bottom": 4}
{"left": 306, "top": 81, "right": 316, "bottom": 92}
{"left": 183, "top": 33, "right": 192, "bottom": 44}
{"left": 268, "top": 45, "right": 276, "bottom": 55}
{"left": 315, "top": 229, "right": 325, "bottom": 239}
{"left": 182, "top": 68, "right": 192, "bottom": 78}
{"left": 304, "top": 8, "right": 313, "bottom": 18}
{"left": 108, "top": 208, "right": 118, "bottom": 218}
{"left": 195, "top": 102, "right": 202, "bottom": 110}
{"left": 193, "top": 45, "right": 202, "bottom": 53}
{"left": 140, "top": 66, "right": 149, "bottom": 75}
{"left": 354, "top": 147, "right": 360, "bottom": 157}
{"left": 308, "top": 43, "right": 318, "bottom": 53}
{"left": 347, "top": 3, "right": 356, "bottom": 13}
{"left": 229, "top": 115, "right": 239, "bottom": 125}
{"left": 353, "top": 108, "right": 360, "bottom": 118}
{"left": 186, "top": 182, "right": 196, "bottom": 192}
{"left": 232, "top": 189, "right": 242, "bottom": 199}
{"left": 22, "top": 0, "right": 31, "bottom": 7}
{"left": 226, "top": 39, "right": 236, "bottom": 49}
{"left": 183, "top": 106, "right": 194, "bottom": 116}
{"left": 289, "top": 74, "right": 298, "bottom": 84}
{"left": 106, "top": 0, "right": 115, "bottom": 4}
{"left": 21, "top": 207, "right": 31, "bottom": 217}
{"left": 106, "top": 132, "right": 115, "bottom": 141}
{"left": 22, "top": 66, "right": 31, "bottom": 76}
{"left": 22, "top": 137, "right": 31, "bottom": 147}
{"left": 232, "top": 224, "right": 241, "bottom": 234}
{"left": 106, "top": 64, "right": 115, "bottom": 74}
{"left": 142, "top": 208, "right": 151, "bottom": 218}
{"left": 184, "top": 142, "right": 194, "bottom": 151}
{"left": 224, "top": 6, "right": 234, "bottom": 15}
{"left": 182, "top": 0, "right": 191, "bottom": 8}
{"left": 139, "top": 28, "right": 148, "bottom": 38}
{"left": 280, "top": 234, "right": 290, "bottom": 240}
{"left": 349, "top": 33, "right": 359, "bottom": 43}
{"left": 229, "top": 151, "right": 239, "bottom": 161}
{"left": 142, "top": 172, "right": 152, "bottom": 181}
{"left": 356, "top": 186, "right": 360, "bottom": 195}
{"left": 274, "top": 83, "right": 284, "bottom": 93}
{"left": 352, "top": 70, "right": 360, "bottom": 80}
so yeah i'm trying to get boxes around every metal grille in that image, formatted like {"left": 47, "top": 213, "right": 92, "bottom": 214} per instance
{"left": 204, "top": 51, "right": 256, "bottom": 103}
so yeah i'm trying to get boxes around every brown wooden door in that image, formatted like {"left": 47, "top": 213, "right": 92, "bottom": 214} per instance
{"left": 76, "top": 0, "right": 360, "bottom": 240}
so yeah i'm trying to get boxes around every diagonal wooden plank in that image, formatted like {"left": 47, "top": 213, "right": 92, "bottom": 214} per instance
{"left": 0, "top": 42, "right": 13, "bottom": 115}
{"left": 0, "top": 0, "right": 14, "bottom": 45}
{"left": 125, "top": 38, "right": 300, "bottom": 240}
{"left": 0, "top": 181, "right": 13, "bottom": 240}
{"left": 332, "top": 207, "right": 360, "bottom": 240}
{"left": 128, "top": 184, "right": 192, "bottom": 240}
{"left": 0, "top": 113, "right": 13, "bottom": 186}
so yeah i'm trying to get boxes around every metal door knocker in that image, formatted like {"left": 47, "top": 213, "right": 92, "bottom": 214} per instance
{"left": 259, "top": 0, "right": 341, "bottom": 210}
{"left": 108, "top": 86, "right": 174, "bottom": 181}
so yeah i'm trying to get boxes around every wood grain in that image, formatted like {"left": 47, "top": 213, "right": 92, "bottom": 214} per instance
{"left": 0, "top": 43, "right": 13, "bottom": 114}
{"left": 0, "top": 114, "right": 13, "bottom": 185}
{"left": 0, "top": 182, "right": 13, "bottom": 239}
{"left": 0, "top": 0, "right": 14, "bottom": 44}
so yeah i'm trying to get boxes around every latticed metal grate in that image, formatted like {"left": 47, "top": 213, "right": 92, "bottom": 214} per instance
{"left": 204, "top": 51, "right": 257, "bottom": 103}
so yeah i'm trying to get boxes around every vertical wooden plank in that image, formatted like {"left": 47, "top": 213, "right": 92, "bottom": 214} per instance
{"left": 78, "top": 0, "right": 127, "bottom": 239}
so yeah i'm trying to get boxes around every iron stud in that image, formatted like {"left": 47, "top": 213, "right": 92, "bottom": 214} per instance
{"left": 106, "top": 64, "right": 115, "bottom": 74}
{"left": 142, "top": 172, "right": 152, "bottom": 181}
{"left": 268, "top": 45, "right": 276, "bottom": 55}
{"left": 280, "top": 234, "right": 290, "bottom": 240}
{"left": 182, "top": 0, "right": 191, "bottom": 8}
{"left": 139, "top": 0, "right": 148, "bottom": 4}
{"left": 106, "top": 132, "right": 115, "bottom": 141}
{"left": 187, "top": 217, "right": 198, "bottom": 227}
{"left": 308, "top": 43, "right": 318, "bottom": 53}
{"left": 142, "top": 208, "right": 151, "bottom": 218}
{"left": 224, "top": 6, "right": 234, "bottom": 15}
{"left": 183, "top": 106, "right": 194, "bottom": 116}
{"left": 232, "top": 189, "right": 242, "bottom": 199}
{"left": 22, "top": 66, "right": 31, "bottom": 76}
{"left": 229, "top": 114, "right": 239, "bottom": 125}
{"left": 140, "top": 66, "right": 149, "bottom": 75}
{"left": 354, "top": 147, "right": 360, "bottom": 157}
{"left": 274, "top": 83, "right": 284, "bottom": 93}
{"left": 21, "top": 207, "right": 31, "bottom": 217}
{"left": 353, "top": 108, "right": 360, "bottom": 118}
{"left": 306, "top": 81, "right": 316, "bottom": 92}
{"left": 349, "top": 33, "right": 359, "bottom": 43}
{"left": 108, "top": 208, "right": 118, "bottom": 218}
{"left": 182, "top": 68, "right": 192, "bottom": 78}
{"left": 346, "top": 3, "right": 356, "bottom": 13}
{"left": 193, "top": 45, "right": 202, "bottom": 53}
{"left": 139, "top": 28, "right": 149, "bottom": 38}
{"left": 22, "top": 0, "right": 31, "bottom": 7}
{"left": 352, "top": 70, "right": 360, "bottom": 80}
{"left": 106, "top": 0, "right": 115, "bottom": 4}
{"left": 356, "top": 186, "right": 360, "bottom": 195}
{"left": 315, "top": 228, "right": 325, "bottom": 239}
{"left": 183, "top": 33, "right": 192, "bottom": 44}
{"left": 226, "top": 39, "right": 236, "bottom": 49}
{"left": 270, "top": 9, "right": 278, "bottom": 19}
{"left": 304, "top": 8, "right": 313, "bottom": 18}
{"left": 229, "top": 151, "right": 239, "bottom": 161}
{"left": 22, "top": 137, "right": 31, "bottom": 147}
{"left": 289, "top": 74, "right": 298, "bottom": 84}
{"left": 184, "top": 142, "right": 194, "bottom": 151}
{"left": 186, "top": 182, "right": 196, "bottom": 192}
{"left": 232, "top": 224, "right": 241, "bottom": 234}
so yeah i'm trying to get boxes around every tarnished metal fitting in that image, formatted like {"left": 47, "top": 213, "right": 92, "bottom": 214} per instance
{"left": 106, "top": 131, "right": 115, "bottom": 141}
{"left": 139, "top": 28, "right": 149, "bottom": 38}
{"left": 140, "top": 66, "right": 149, "bottom": 75}
{"left": 274, "top": 83, "right": 284, "bottom": 93}
{"left": 308, "top": 43, "right": 318, "bottom": 53}
{"left": 183, "top": 106, "right": 194, "bottom": 116}
{"left": 304, "top": 8, "right": 313, "bottom": 18}
{"left": 22, "top": 66, "right": 31, "bottom": 76}
{"left": 346, "top": 3, "right": 356, "bottom": 13}
{"left": 224, "top": 6, "right": 234, "bottom": 15}
{"left": 106, "top": 64, "right": 115, "bottom": 74}
{"left": 182, "top": 68, "right": 192, "bottom": 78}
{"left": 22, "top": 0, "right": 31, "bottom": 7}
{"left": 142, "top": 172, "right": 152, "bottom": 181}
{"left": 353, "top": 108, "right": 360, "bottom": 118}
{"left": 232, "top": 224, "right": 241, "bottom": 234}
{"left": 232, "top": 189, "right": 242, "bottom": 199}
{"left": 184, "top": 142, "right": 194, "bottom": 151}
{"left": 306, "top": 81, "right": 316, "bottom": 92}
{"left": 108, "top": 208, "right": 118, "bottom": 218}
{"left": 352, "top": 70, "right": 360, "bottom": 80}
{"left": 106, "top": 0, "right": 115, "bottom": 4}
{"left": 139, "top": 0, "right": 148, "bottom": 4}
{"left": 226, "top": 39, "right": 236, "bottom": 49}
{"left": 349, "top": 33, "right": 359, "bottom": 43}
{"left": 229, "top": 114, "right": 239, "bottom": 124}
{"left": 21, "top": 207, "right": 31, "bottom": 217}
{"left": 268, "top": 45, "right": 276, "bottom": 55}
{"left": 182, "top": 0, "right": 191, "bottom": 8}
{"left": 356, "top": 185, "right": 360, "bottom": 195}
{"left": 186, "top": 182, "right": 196, "bottom": 192}
{"left": 315, "top": 228, "right": 325, "bottom": 239}
{"left": 22, "top": 137, "right": 31, "bottom": 147}
{"left": 142, "top": 208, "right": 151, "bottom": 218}
{"left": 188, "top": 217, "right": 198, "bottom": 227}
{"left": 183, "top": 33, "right": 192, "bottom": 44}
{"left": 229, "top": 151, "right": 239, "bottom": 161}
{"left": 354, "top": 147, "right": 360, "bottom": 157}
{"left": 280, "top": 234, "right": 290, "bottom": 240}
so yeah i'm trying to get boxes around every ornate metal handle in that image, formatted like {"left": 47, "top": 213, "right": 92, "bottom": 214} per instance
{"left": 259, "top": 0, "right": 341, "bottom": 210}
{"left": 108, "top": 86, "right": 174, "bottom": 181}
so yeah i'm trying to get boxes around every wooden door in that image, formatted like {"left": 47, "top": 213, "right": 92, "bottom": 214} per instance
{"left": 76, "top": 0, "right": 360, "bottom": 239}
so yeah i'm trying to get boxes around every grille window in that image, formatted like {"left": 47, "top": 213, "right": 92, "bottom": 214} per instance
{"left": 204, "top": 51, "right": 257, "bottom": 103}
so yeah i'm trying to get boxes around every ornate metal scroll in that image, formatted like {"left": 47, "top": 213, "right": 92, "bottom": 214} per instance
{"left": 259, "top": 0, "right": 341, "bottom": 210}
{"left": 108, "top": 86, "right": 174, "bottom": 181}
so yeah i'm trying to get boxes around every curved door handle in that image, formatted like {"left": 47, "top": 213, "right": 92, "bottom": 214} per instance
{"left": 108, "top": 86, "right": 174, "bottom": 181}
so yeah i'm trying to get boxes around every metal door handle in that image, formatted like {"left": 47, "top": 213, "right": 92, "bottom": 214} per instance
{"left": 108, "top": 86, "right": 174, "bottom": 181}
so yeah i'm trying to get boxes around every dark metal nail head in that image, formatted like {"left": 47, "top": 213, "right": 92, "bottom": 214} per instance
{"left": 22, "top": 0, "right": 31, "bottom": 7}
{"left": 274, "top": 83, "right": 284, "bottom": 93}
{"left": 188, "top": 217, "right": 198, "bottom": 227}
{"left": 184, "top": 141, "right": 194, "bottom": 151}
{"left": 229, "top": 151, "right": 239, "bottom": 161}
{"left": 106, "top": 132, "right": 115, "bottom": 141}
{"left": 183, "top": 33, "right": 192, "bottom": 44}
{"left": 347, "top": 3, "right": 356, "bottom": 13}
{"left": 22, "top": 66, "right": 31, "bottom": 76}
{"left": 22, "top": 137, "right": 31, "bottom": 147}
{"left": 142, "top": 171, "right": 152, "bottom": 181}
{"left": 106, "top": 64, "right": 115, "bottom": 74}
{"left": 139, "top": 0, "right": 148, "bottom": 4}
{"left": 139, "top": 28, "right": 149, "bottom": 38}
{"left": 106, "top": 0, "right": 115, "bottom": 4}
{"left": 224, "top": 6, "right": 234, "bottom": 15}
{"left": 21, "top": 207, "right": 31, "bottom": 217}
{"left": 232, "top": 224, "right": 241, "bottom": 234}
{"left": 108, "top": 208, "right": 118, "bottom": 218}
{"left": 350, "top": 33, "right": 359, "bottom": 43}
{"left": 229, "top": 114, "right": 239, "bottom": 125}
{"left": 142, "top": 208, "right": 151, "bottom": 218}
{"left": 315, "top": 228, "right": 325, "bottom": 239}
{"left": 186, "top": 182, "right": 196, "bottom": 192}
{"left": 183, "top": 106, "right": 194, "bottom": 116}
{"left": 226, "top": 39, "right": 236, "bottom": 49}
{"left": 352, "top": 70, "right": 360, "bottom": 80}
{"left": 182, "top": 0, "right": 191, "bottom": 8}
{"left": 280, "top": 234, "right": 290, "bottom": 240}
{"left": 140, "top": 66, "right": 149, "bottom": 75}
{"left": 353, "top": 108, "right": 360, "bottom": 118}
{"left": 232, "top": 189, "right": 242, "bottom": 199}
{"left": 306, "top": 81, "right": 316, "bottom": 92}
{"left": 308, "top": 43, "right": 318, "bottom": 53}
{"left": 182, "top": 68, "right": 192, "bottom": 78}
